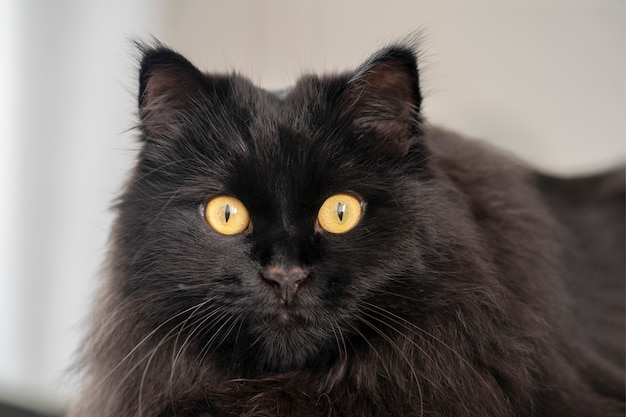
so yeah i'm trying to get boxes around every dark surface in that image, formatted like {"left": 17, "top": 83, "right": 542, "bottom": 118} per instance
{"left": 0, "top": 401, "right": 61, "bottom": 417}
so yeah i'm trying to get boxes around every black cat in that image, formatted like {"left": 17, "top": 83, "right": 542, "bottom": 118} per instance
{"left": 70, "top": 42, "right": 625, "bottom": 417}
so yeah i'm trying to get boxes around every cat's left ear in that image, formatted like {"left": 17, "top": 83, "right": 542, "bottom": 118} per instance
{"left": 340, "top": 45, "right": 423, "bottom": 157}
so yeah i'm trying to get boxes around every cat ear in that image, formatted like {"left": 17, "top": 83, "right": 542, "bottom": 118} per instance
{"left": 340, "top": 46, "right": 423, "bottom": 157}
{"left": 137, "top": 44, "right": 206, "bottom": 140}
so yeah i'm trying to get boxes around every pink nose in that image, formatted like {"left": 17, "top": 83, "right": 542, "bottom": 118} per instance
{"left": 262, "top": 265, "right": 308, "bottom": 304}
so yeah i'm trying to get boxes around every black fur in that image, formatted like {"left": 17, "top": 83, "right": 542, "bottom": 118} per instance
{"left": 71, "top": 42, "right": 625, "bottom": 417}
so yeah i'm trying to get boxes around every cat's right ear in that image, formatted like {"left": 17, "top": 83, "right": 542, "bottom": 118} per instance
{"left": 137, "top": 44, "right": 205, "bottom": 141}
{"left": 338, "top": 45, "right": 423, "bottom": 158}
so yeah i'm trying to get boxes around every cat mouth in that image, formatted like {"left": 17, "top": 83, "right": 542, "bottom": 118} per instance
{"left": 255, "top": 303, "right": 317, "bottom": 336}
{"left": 260, "top": 306, "right": 302, "bottom": 327}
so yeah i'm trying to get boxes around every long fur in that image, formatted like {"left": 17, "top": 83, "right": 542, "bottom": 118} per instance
{"left": 70, "top": 43, "right": 624, "bottom": 417}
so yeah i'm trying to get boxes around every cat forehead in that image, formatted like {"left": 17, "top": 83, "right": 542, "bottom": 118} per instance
{"left": 225, "top": 75, "right": 343, "bottom": 147}
{"left": 213, "top": 78, "right": 368, "bottom": 189}
{"left": 236, "top": 75, "right": 336, "bottom": 110}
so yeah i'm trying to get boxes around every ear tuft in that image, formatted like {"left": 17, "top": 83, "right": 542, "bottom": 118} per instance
{"left": 341, "top": 45, "right": 422, "bottom": 157}
{"left": 136, "top": 43, "right": 205, "bottom": 140}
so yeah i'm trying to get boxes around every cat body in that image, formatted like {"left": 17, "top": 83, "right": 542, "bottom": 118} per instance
{"left": 71, "top": 44, "right": 624, "bottom": 417}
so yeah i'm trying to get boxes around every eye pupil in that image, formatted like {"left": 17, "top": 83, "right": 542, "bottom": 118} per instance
{"left": 224, "top": 204, "right": 231, "bottom": 222}
{"left": 337, "top": 202, "right": 346, "bottom": 221}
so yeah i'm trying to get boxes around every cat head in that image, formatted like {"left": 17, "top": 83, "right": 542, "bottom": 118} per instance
{"left": 114, "top": 43, "right": 441, "bottom": 375}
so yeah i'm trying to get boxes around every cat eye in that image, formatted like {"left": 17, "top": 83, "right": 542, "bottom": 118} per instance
{"left": 317, "top": 194, "right": 362, "bottom": 234}
{"left": 205, "top": 195, "right": 251, "bottom": 235}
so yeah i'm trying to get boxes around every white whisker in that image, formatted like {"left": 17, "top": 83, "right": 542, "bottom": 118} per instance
{"left": 356, "top": 315, "right": 425, "bottom": 417}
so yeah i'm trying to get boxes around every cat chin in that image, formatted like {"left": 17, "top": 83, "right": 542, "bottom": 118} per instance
{"left": 275, "top": 309, "right": 292, "bottom": 324}
{"left": 246, "top": 315, "right": 336, "bottom": 374}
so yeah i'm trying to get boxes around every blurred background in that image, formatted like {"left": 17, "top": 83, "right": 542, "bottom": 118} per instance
{"left": 1, "top": 0, "right": 623, "bottom": 414}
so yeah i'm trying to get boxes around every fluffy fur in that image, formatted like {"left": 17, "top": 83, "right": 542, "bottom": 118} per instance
{"left": 70, "top": 43, "right": 624, "bottom": 417}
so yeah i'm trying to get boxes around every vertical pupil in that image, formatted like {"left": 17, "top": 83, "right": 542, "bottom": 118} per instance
{"left": 337, "top": 202, "right": 346, "bottom": 221}
{"left": 224, "top": 204, "right": 231, "bottom": 222}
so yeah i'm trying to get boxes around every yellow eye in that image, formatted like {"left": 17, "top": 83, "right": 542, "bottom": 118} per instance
{"left": 205, "top": 195, "right": 251, "bottom": 235}
{"left": 317, "top": 193, "right": 362, "bottom": 234}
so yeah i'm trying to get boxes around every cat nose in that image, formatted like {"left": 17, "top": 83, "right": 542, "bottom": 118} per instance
{"left": 261, "top": 265, "right": 308, "bottom": 304}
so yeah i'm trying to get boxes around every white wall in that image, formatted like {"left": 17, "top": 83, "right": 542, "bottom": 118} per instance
{"left": 166, "top": 0, "right": 624, "bottom": 174}
{"left": 0, "top": 0, "right": 168, "bottom": 411}
{"left": 1, "top": 0, "right": 623, "bottom": 411}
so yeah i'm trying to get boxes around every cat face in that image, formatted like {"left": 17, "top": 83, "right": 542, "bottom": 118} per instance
{"left": 116, "top": 45, "right": 436, "bottom": 375}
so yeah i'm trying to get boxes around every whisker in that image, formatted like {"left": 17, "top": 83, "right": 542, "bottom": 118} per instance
{"left": 342, "top": 321, "right": 397, "bottom": 391}
{"left": 334, "top": 319, "right": 349, "bottom": 364}
{"left": 195, "top": 312, "right": 240, "bottom": 368}
{"left": 327, "top": 317, "right": 351, "bottom": 388}
{"left": 363, "top": 301, "right": 471, "bottom": 366}
{"left": 359, "top": 309, "right": 440, "bottom": 383}
{"left": 166, "top": 301, "right": 226, "bottom": 392}
{"left": 361, "top": 300, "right": 495, "bottom": 401}
{"left": 135, "top": 309, "right": 209, "bottom": 417}
{"left": 96, "top": 297, "right": 217, "bottom": 390}
{"left": 135, "top": 300, "right": 219, "bottom": 415}
{"left": 355, "top": 316, "right": 425, "bottom": 417}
